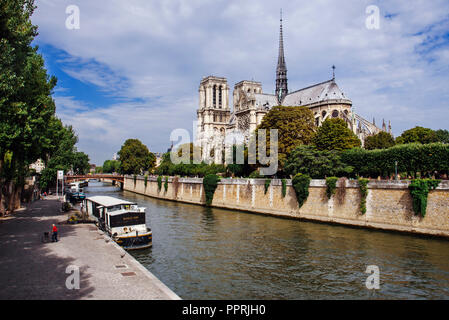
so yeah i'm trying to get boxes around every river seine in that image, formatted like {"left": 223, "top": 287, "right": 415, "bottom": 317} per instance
{"left": 84, "top": 181, "right": 449, "bottom": 299}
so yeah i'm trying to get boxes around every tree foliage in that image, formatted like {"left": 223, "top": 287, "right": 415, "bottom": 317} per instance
{"left": 102, "top": 160, "right": 120, "bottom": 173}
{"left": 364, "top": 131, "right": 395, "bottom": 150}
{"left": 313, "top": 118, "right": 361, "bottom": 152}
{"left": 255, "top": 106, "right": 316, "bottom": 168}
{"left": 118, "top": 139, "right": 155, "bottom": 175}
{"left": 435, "top": 129, "right": 449, "bottom": 144}
{"left": 39, "top": 118, "right": 90, "bottom": 190}
{"left": 396, "top": 126, "right": 438, "bottom": 145}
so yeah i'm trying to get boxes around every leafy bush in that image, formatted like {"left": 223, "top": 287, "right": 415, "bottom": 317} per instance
{"left": 264, "top": 179, "right": 271, "bottom": 194}
{"left": 292, "top": 173, "right": 311, "bottom": 208}
{"left": 325, "top": 177, "right": 338, "bottom": 199}
{"left": 203, "top": 174, "right": 220, "bottom": 206}
{"left": 408, "top": 179, "right": 440, "bottom": 217}
{"left": 358, "top": 178, "right": 369, "bottom": 214}
{"left": 144, "top": 175, "right": 148, "bottom": 188}
{"left": 157, "top": 176, "right": 162, "bottom": 191}
{"left": 281, "top": 179, "right": 287, "bottom": 198}
{"left": 164, "top": 176, "right": 168, "bottom": 192}
{"left": 249, "top": 170, "right": 262, "bottom": 178}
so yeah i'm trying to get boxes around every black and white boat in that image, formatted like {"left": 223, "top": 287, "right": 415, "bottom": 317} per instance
{"left": 84, "top": 196, "right": 152, "bottom": 250}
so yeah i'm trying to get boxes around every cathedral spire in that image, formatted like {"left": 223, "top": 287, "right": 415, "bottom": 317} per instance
{"left": 276, "top": 9, "right": 288, "bottom": 104}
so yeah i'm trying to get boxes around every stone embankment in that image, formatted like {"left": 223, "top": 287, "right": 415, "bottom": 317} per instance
{"left": 125, "top": 176, "right": 449, "bottom": 238}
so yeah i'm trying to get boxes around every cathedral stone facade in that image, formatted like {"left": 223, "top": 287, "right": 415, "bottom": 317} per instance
{"left": 195, "top": 15, "right": 390, "bottom": 163}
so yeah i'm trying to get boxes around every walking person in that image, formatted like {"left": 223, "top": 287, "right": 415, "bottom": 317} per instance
{"left": 51, "top": 224, "right": 58, "bottom": 242}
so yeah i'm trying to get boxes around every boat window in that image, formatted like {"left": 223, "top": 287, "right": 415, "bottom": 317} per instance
{"left": 108, "top": 205, "right": 122, "bottom": 212}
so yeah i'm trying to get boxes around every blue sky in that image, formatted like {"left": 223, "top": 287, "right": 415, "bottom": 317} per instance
{"left": 32, "top": 0, "right": 449, "bottom": 165}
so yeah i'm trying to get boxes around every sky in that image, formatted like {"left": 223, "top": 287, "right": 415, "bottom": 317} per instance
{"left": 31, "top": 0, "right": 449, "bottom": 165}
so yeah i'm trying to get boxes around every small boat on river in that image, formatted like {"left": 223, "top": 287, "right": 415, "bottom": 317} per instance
{"left": 84, "top": 196, "right": 152, "bottom": 250}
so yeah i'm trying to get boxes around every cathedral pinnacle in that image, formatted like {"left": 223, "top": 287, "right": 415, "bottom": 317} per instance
{"left": 276, "top": 9, "right": 288, "bottom": 104}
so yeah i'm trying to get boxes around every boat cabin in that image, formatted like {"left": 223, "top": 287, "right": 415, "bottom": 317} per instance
{"left": 84, "top": 196, "right": 147, "bottom": 237}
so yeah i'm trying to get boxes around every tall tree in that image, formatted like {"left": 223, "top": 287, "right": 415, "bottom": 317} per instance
{"left": 0, "top": 0, "right": 58, "bottom": 213}
{"left": 364, "top": 131, "right": 395, "bottom": 150}
{"left": 39, "top": 118, "right": 90, "bottom": 190}
{"left": 255, "top": 106, "right": 316, "bottom": 168}
{"left": 313, "top": 118, "right": 361, "bottom": 152}
{"left": 118, "top": 139, "right": 156, "bottom": 174}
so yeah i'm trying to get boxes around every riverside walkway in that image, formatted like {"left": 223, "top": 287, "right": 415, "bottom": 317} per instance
{"left": 0, "top": 196, "right": 180, "bottom": 300}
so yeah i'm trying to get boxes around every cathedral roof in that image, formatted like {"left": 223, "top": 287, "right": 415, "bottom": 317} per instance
{"left": 281, "top": 79, "right": 351, "bottom": 106}
{"left": 254, "top": 93, "right": 279, "bottom": 110}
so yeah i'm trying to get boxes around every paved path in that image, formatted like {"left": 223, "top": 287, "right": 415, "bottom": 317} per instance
{"left": 0, "top": 197, "right": 180, "bottom": 300}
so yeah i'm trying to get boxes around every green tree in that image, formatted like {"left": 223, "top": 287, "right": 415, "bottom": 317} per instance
{"left": 102, "top": 159, "right": 121, "bottom": 173}
{"left": 313, "top": 118, "right": 361, "bottom": 152}
{"left": 396, "top": 126, "right": 438, "bottom": 144}
{"left": 72, "top": 152, "right": 90, "bottom": 175}
{"left": 255, "top": 106, "right": 316, "bottom": 168}
{"left": 435, "top": 129, "right": 449, "bottom": 144}
{"left": 0, "top": 0, "right": 59, "bottom": 212}
{"left": 118, "top": 139, "right": 155, "bottom": 175}
{"left": 39, "top": 118, "right": 90, "bottom": 190}
{"left": 364, "top": 131, "right": 395, "bottom": 150}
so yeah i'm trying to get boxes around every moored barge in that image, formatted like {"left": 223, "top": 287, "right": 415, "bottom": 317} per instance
{"left": 84, "top": 196, "right": 152, "bottom": 250}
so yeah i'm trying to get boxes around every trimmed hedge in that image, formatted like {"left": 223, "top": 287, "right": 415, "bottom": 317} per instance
{"left": 341, "top": 143, "right": 449, "bottom": 178}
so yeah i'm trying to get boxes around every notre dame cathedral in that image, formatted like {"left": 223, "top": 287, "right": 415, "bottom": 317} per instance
{"left": 195, "top": 14, "right": 391, "bottom": 163}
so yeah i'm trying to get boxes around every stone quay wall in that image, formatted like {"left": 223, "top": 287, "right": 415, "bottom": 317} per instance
{"left": 124, "top": 176, "right": 449, "bottom": 238}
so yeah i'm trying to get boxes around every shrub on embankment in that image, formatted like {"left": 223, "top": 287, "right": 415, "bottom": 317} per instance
{"left": 203, "top": 174, "right": 220, "bottom": 206}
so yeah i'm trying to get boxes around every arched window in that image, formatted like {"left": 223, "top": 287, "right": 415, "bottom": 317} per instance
{"left": 332, "top": 110, "right": 339, "bottom": 118}
{"left": 322, "top": 111, "right": 327, "bottom": 118}
{"left": 213, "top": 85, "right": 217, "bottom": 107}
{"left": 219, "top": 85, "right": 222, "bottom": 108}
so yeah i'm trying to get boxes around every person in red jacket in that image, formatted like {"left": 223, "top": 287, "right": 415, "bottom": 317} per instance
{"left": 51, "top": 224, "right": 58, "bottom": 242}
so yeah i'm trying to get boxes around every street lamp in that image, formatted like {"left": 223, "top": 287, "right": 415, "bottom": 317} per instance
{"left": 395, "top": 161, "right": 398, "bottom": 181}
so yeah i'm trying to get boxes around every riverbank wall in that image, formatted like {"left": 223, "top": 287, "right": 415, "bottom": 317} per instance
{"left": 124, "top": 176, "right": 449, "bottom": 238}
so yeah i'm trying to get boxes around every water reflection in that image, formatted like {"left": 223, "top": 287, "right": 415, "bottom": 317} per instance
{"left": 84, "top": 181, "right": 449, "bottom": 299}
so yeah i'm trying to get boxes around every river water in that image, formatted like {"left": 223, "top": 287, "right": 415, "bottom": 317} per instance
{"left": 84, "top": 181, "right": 449, "bottom": 299}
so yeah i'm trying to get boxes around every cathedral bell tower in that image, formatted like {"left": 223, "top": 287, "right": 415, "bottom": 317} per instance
{"left": 196, "top": 76, "right": 230, "bottom": 162}
{"left": 275, "top": 10, "right": 288, "bottom": 104}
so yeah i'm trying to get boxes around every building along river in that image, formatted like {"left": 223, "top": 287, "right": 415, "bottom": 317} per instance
{"left": 84, "top": 181, "right": 449, "bottom": 299}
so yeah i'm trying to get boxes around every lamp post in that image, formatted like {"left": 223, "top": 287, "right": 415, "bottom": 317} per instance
{"left": 395, "top": 161, "right": 398, "bottom": 181}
